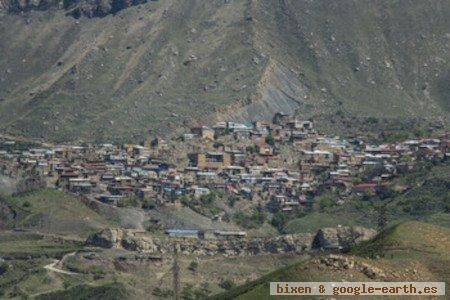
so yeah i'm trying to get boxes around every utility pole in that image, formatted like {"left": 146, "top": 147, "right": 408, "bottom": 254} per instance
{"left": 375, "top": 202, "right": 388, "bottom": 258}
{"left": 172, "top": 244, "right": 180, "bottom": 300}
{"left": 376, "top": 203, "right": 388, "bottom": 236}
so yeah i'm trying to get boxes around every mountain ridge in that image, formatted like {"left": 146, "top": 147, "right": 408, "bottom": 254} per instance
{"left": 0, "top": 0, "right": 449, "bottom": 142}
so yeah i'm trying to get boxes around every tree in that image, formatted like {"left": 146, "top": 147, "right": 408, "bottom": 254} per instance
{"left": 0, "top": 261, "right": 9, "bottom": 275}
{"left": 265, "top": 134, "right": 275, "bottom": 145}
{"left": 313, "top": 193, "right": 335, "bottom": 212}
{"left": 271, "top": 212, "right": 287, "bottom": 233}
{"left": 181, "top": 284, "right": 195, "bottom": 300}
{"left": 200, "top": 191, "right": 216, "bottom": 205}
{"left": 142, "top": 198, "right": 156, "bottom": 210}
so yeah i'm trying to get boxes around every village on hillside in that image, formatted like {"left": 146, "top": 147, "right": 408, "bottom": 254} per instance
{"left": 0, "top": 112, "right": 448, "bottom": 238}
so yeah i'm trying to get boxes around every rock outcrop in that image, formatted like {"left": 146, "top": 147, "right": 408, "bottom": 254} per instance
{"left": 86, "top": 226, "right": 377, "bottom": 257}
{"left": 86, "top": 228, "right": 124, "bottom": 248}
{"left": 86, "top": 228, "right": 313, "bottom": 256}
{"left": 311, "top": 226, "right": 377, "bottom": 251}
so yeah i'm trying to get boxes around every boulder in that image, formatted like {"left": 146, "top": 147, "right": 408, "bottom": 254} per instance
{"left": 86, "top": 228, "right": 124, "bottom": 248}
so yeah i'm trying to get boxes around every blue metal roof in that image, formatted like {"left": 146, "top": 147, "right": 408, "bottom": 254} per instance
{"left": 166, "top": 229, "right": 200, "bottom": 234}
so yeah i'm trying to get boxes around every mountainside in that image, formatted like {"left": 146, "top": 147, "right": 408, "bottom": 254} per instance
{"left": 214, "top": 221, "right": 450, "bottom": 299}
{"left": 0, "top": 0, "right": 449, "bottom": 142}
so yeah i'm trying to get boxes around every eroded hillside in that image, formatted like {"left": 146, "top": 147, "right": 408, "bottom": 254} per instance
{"left": 0, "top": 0, "right": 449, "bottom": 142}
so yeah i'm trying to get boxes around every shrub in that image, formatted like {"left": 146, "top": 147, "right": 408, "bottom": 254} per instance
{"left": 313, "top": 193, "right": 336, "bottom": 211}
{"left": 0, "top": 261, "right": 9, "bottom": 275}
{"left": 271, "top": 212, "right": 287, "bottom": 233}
{"left": 366, "top": 117, "right": 379, "bottom": 124}
{"left": 117, "top": 195, "right": 140, "bottom": 208}
{"left": 200, "top": 192, "right": 216, "bottom": 205}
{"left": 188, "top": 260, "right": 198, "bottom": 272}
{"left": 227, "top": 196, "right": 238, "bottom": 207}
{"left": 234, "top": 211, "right": 266, "bottom": 229}
{"left": 142, "top": 198, "right": 156, "bottom": 210}
{"left": 89, "top": 265, "right": 106, "bottom": 279}
{"left": 219, "top": 279, "right": 236, "bottom": 290}
{"left": 152, "top": 287, "right": 174, "bottom": 298}
{"left": 265, "top": 134, "right": 275, "bottom": 145}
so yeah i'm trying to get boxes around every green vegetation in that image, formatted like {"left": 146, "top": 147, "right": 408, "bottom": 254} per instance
{"left": 234, "top": 210, "right": 267, "bottom": 230}
{"left": 219, "top": 278, "right": 236, "bottom": 291}
{"left": 64, "top": 255, "right": 106, "bottom": 278}
{"left": 264, "top": 134, "right": 275, "bottom": 146}
{"left": 1, "top": 189, "right": 113, "bottom": 237}
{"left": 144, "top": 219, "right": 164, "bottom": 233}
{"left": 188, "top": 260, "right": 198, "bottom": 272}
{"left": 180, "top": 283, "right": 212, "bottom": 300}
{"left": 312, "top": 192, "right": 336, "bottom": 212}
{"left": 270, "top": 212, "right": 287, "bottom": 233}
{"left": 180, "top": 190, "right": 223, "bottom": 217}
{"left": 0, "top": 259, "right": 60, "bottom": 298}
{"left": 141, "top": 198, "right": 156, "bottom": 210}
{"left": 116, "top": 195, "right": 140, "bottom": 208}
{"left": 36, "top": 282, "right": 128, "bottom": 300}
{"left": 0, "top": 232, "right": 83, "bottom": 259}
{"left": 152, "top": 287, "right": 174, "bottom": 298}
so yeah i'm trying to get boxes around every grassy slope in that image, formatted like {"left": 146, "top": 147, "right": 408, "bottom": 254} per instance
{"left": 0, "top": 232, "right": 84, "bottom": 297}
{"left": 35, "top": 282, "right": 128, "bottom": 300}
{"left": 1, "top": 189, "right": 114, "bottom": 238}
{"left": 0, "top": 0, "right": 449, "bottom": 142}
{"left": 0, "top": 232, "right": 83, "bottom": 259}
{"left": 213, "top": 221, "right": 450, "bottom": 299}
{"left": 0, "top": 189, "right": 121, "bottom": 298}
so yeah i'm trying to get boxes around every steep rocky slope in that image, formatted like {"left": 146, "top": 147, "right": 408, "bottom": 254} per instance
{"left": 0, "top": 0, "right": 449, "bottom": 142}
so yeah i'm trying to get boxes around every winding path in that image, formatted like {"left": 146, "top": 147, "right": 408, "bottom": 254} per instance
{"left": 44, "top": 252, "right": 79, "bottom": 275}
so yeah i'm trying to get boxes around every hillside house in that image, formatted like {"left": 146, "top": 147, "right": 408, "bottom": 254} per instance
{"left": 188, "top": 152, "right": 231, "bottom": 170}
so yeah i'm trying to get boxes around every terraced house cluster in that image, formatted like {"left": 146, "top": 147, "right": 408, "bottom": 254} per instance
{"left": 0, "top": 112, "right": 448, "bottom": 223}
